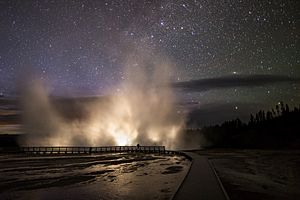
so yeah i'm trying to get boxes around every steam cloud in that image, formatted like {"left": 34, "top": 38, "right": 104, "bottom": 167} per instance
{"left": 20, "top": 50, "right": 185, "bottom": 149}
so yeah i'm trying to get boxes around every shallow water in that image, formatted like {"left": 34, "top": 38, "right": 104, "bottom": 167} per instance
{"left": 0, "top": 153, "right": 190, "bottom": 200}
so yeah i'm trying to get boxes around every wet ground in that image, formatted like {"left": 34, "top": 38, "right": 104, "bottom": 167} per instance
{"left": 0, "top": 153, "right": 190, "bottom": 200}
{"left": 196, "top": 149, "right": 300, "bottom": 200}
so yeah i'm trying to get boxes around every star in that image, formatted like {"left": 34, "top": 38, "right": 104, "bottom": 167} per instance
{"left": 0, "top": 0, "right": 298, "bottom": 115}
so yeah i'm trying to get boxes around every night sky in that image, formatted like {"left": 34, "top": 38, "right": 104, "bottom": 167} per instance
{"left": 0, "top": 0, "right": 299, "bottom": 124}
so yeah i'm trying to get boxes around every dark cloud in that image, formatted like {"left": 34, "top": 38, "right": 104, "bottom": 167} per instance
{"left": 173, "top": 74, "right": 300, "bottom": 92}
{"left": 186, "top": 102, "right": 264, "bottom": 127}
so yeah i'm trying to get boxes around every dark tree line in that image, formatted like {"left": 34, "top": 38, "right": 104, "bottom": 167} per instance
{"left": 249, "top": 102, "right": 292, "bottom": 125}
{"left": 187, "top": 102, "right": 300, "bottom": 149}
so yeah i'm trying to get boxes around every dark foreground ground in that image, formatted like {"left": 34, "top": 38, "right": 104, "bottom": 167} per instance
{"left": 0, "top": 153, "right": 190, "bottom": 200}
{"left": 195, "top": 149, "right": 300, "bottom": 200}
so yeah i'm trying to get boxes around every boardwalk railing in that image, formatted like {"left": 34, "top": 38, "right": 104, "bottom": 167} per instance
{"left": 20, "top": 146, "right": 167, "bottom": 154}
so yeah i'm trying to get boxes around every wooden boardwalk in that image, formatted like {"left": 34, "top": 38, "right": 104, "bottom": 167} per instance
{"left": 174, "top": 152, "right": 229, "bottom": 200}
{"left": 20, "top": 146, "right": 170, "bottom": 154}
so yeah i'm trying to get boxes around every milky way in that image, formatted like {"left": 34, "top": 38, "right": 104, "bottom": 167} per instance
{"left": 0, "top": 0, "right": 299, "bottom": 124}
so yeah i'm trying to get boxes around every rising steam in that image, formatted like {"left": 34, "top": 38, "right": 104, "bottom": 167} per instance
{"left": 20, "top": 52, "right": 184, "bottom": 149}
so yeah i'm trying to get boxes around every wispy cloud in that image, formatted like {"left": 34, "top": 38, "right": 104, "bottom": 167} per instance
{"left": 172, "top": 74, "right": 300, "bottom": 92}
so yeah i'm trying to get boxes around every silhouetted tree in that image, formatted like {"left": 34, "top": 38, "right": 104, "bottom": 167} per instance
{"left": 266, "top": 111, "right": 272, "bottom": 120}
{"left": 255, "top": 113, "right": 259, "bottom": 123}
{"left": 262, "top": 110, "right": 266, "bottom": 121}
{"left": 285, "top": 104, "right": 290, "bottom": 113}
{"left": 197, "top": 102, "right": 300, "bottom": 149}
{"left": 249, "top": 114, "right": 255, "bottom": 125}
{"left": 276, "top": 104, "right": 280, "bottom": 115}
{"left": 272, "top": 108, "right": 276, "bottom": 117}
{"left": 280, "top": 101, "right": 285, "bottom": 114}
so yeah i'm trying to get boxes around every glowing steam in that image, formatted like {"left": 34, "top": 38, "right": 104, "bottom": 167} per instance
{"left": 21, "top": 54, "right": 184, "bottom": 149}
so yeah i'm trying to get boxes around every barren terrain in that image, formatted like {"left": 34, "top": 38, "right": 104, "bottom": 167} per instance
{"left": 0, "top": 153, "right": 190, "bottom": 200}
{"left": 196, "top": 149, "right": 300, "bottom": 200}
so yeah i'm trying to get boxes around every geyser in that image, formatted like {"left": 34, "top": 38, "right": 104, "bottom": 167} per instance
{"left": 21, "top": 52, "right": 184, "bottom": 149}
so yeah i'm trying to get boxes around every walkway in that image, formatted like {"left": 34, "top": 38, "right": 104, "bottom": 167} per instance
{"left": 174, "top": 152, "right": 229, "bottom": 200}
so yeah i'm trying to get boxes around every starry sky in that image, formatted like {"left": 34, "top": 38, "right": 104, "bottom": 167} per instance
{"left": 0, "top": 0, "right": 299, "bottom": 124}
